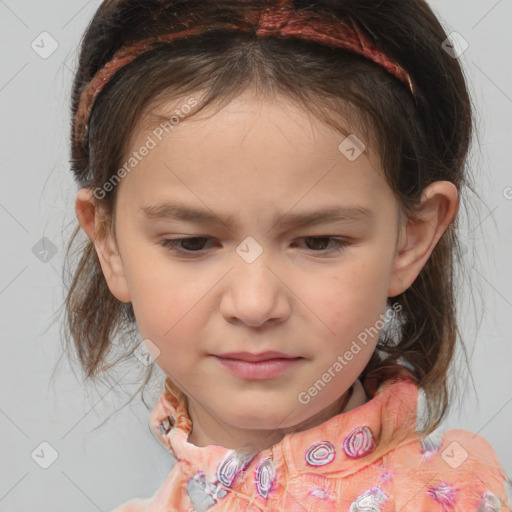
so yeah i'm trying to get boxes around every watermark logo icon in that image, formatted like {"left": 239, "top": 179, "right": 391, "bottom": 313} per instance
{"left": 442, "top": 32, "right": 469, "bottom": 59}
{"left": 31, "top": 441, "right": 59, "bottom": 469}
{"left": 441, "top": 441, "right": 468, "bottom": 469}
{"left": 236, "top": 236, "right": 263, "bottom": 264}
{"left": 338, "top": 134, "right": 366, "bottom": 161}
{"left": 32, "top": 237, "right": 58, "bottom": 263}
{"left": 31, "top": 32, "right": 59, "bottom": 59}
{"left": 134, "top": 338, "right": 161, "bottom": 365}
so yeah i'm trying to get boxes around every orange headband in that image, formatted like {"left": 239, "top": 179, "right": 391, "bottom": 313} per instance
{"left": 73, "top": 3, "right": 414, "bottom": 147}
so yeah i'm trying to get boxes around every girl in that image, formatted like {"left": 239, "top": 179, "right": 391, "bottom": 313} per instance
{"left": 65, "top": 0, "right": 510, "bottom": 510}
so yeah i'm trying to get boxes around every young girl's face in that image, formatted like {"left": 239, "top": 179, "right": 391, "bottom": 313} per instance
{"left": 88, "top": 89, "right": 416, "bottom": 446}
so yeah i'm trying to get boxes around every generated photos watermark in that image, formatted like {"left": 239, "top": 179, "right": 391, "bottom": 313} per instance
{"left": 297, "top": 302, "right": 402, "bottom": 405}
{"left": 93, "top": 96, "right": 199, "bottom": 200}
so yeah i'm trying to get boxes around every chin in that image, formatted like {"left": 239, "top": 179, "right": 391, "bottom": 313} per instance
{"left": 221, "top": 404, "right": 301, "bottom": 431}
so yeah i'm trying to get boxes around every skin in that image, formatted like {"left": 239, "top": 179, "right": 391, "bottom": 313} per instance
{"left": 75, "top": 88, "right": 458, "bottom": 451}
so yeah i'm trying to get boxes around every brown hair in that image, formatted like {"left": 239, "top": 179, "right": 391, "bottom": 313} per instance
{"left": 62, "top": 0, "right": 475, "bottom": 435}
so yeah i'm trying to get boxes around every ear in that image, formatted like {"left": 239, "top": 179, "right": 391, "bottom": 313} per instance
{"left": 74, "top": 188, "right": 131, "bottom": 303}
{"left": 387, "top": 181, "right": 459, "bottom": 298}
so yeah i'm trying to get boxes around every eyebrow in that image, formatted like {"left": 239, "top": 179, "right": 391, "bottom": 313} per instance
{"left": 140, "top": 201, "right": 373, "bottom": 230}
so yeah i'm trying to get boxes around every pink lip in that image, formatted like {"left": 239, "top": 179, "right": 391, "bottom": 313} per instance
{"left": 213, "top": 352, "right": 303, "bottom": 379}
{"left": 216, "top": 351, "right": 300, "bottom": 362}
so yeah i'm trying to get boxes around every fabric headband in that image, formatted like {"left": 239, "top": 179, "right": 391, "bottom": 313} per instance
{"left": 73, "top": 3, "right": 414, "bottom": 148}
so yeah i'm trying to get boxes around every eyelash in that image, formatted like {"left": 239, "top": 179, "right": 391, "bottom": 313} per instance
{"left": 158, "top": 236, "right": 349, "bottom": 257}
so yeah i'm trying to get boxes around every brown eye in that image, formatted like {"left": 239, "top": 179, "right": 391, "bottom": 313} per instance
{"left": 160, "top": 237, "right": 210, "bottom": 254}
{"left": 304, "top": 236, "right": 331, "bottom": 251}
{"left": 299, "top": 236, "right": 349, "bottom": 253}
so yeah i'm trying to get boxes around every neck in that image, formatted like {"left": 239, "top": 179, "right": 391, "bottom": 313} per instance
{"left": 186, "top": 380, "right": 367, "bottom": 451}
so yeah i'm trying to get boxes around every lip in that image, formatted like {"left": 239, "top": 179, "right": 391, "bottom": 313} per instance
{"left": 213, "top": 352, "right": 303, "bottom": 380}
{"left": 215, "top": 351, "right": 300, "bottom": 362}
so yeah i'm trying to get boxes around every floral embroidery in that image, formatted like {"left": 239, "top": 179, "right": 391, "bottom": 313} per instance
{"left": 350, "top": 486, "right": 388, "bottom": 512}
{"left": 309, "top": 486, "right": 336, "bottom": 501}
{"left": 305, "top": 441, "right": 336, "bottom": 466}
{"left": 343, "top": 426, "right": 376, "bottom": 459}
{"left": 216, "top": 449, "right": 255, "bottom": 487}
{"left": 477, "top": 492, "right": 502, "bottom": 512}
{"left": 255, "top": 457, "right": 276, "bottom": 499}
{"left": 427, "top": 482, "right": 457, "bottom": 506}
{"left": 157, "top": 415, "right": 174, "bottom": 436}
{"left": 379, "top": 466, "right": 394, "bottom": 484}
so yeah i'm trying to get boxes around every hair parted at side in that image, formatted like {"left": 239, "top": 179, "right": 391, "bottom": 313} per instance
{"left": 63, "top": 0, "right": 474, "bottom": 434}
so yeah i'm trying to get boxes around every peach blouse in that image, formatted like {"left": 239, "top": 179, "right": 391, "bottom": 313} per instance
{"left": 112, "top": 376, "right": 511, "bottom": 511}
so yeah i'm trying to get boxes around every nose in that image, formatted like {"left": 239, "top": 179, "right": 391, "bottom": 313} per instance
{"left": 220, "top": 251, "right": 291, "bottom": 328}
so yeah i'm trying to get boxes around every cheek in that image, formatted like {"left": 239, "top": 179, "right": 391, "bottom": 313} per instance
{"left": 317, "top": 259, "right": 390, "bottom": 339}
{"left": 134, "top": 288, "right": 200, "bottom": 342}
{"left": 123, "top": 258, "right": 204, "bottom": 350}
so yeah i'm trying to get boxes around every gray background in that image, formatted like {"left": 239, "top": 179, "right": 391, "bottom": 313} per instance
{"left": 1, "top": 1, "right": 511, "bottom": 510}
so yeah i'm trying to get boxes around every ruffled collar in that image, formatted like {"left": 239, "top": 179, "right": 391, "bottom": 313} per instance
{"left": 148, "top": 373, "right": 422, "bottom": 496}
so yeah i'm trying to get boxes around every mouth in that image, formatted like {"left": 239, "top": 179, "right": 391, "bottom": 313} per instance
{"left": 215, "top": 351, "right": 302, "bottom": 362}
{"left": 212, "top": 351, "right": 304, "bottom": 380}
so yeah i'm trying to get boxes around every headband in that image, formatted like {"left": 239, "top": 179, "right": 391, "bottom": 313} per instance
{"left": 73, "top": 3, "right": 414, "bottom": 148}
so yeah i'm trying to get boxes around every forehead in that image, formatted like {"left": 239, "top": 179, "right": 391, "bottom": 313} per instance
{"left": 138, "top": 87, "right": 376, "bottom": 158}
{"left": 116, "top": 89, "right": 393, "bottom": 218}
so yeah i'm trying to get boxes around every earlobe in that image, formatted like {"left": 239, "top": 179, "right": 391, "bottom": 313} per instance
{"left": 387, "top": 181, "right": 459, "bottom": 298}
{"left": 74, "top": 188, "right": 132, "bottom": 303}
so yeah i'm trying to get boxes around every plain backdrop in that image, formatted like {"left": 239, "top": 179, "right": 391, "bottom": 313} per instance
{"left": 1, "top": 1, "right": 511, "bottom": 510}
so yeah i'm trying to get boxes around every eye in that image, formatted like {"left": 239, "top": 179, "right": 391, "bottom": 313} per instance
{"left": 294, "top": 236, "right": 349, "bottom": 254}
{"left": 159, "top": 237, "right": 211, "bottom": 255}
